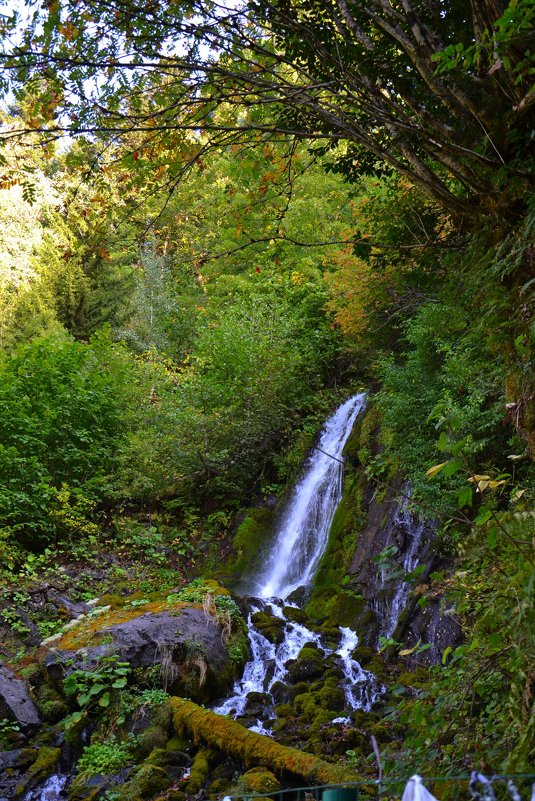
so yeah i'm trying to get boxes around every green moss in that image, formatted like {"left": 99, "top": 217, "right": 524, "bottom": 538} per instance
{"left": 165, "top": 735, "right": 189, "bottom": 752}
{"left": 16, "top": 746, "right": 60, "bottom": 795}
{"left": 353, "top": 646, "right": 374, "bottom": 666}
{"left": 19, "top": 661, "right": 44, "bottom": 687}
{"left": 397, "top": 667, "right": 429, "bottom": 688}
{"left": 146, "top": 748, "right": 172, "bottom": 768}
{"left": 250, "top": 611, "right": 285, "bottom": 644}
{"left": 117, "top": 764, "right": 172, "bottom": 800}
{"left": 319, "top": 683, "right": 346, "bottom": 711}
{"left": 240, "top": 767, "right": 281, "bottom": 794}
{"left": 138, "top": 728, "right": 167, "bottom": 757}
{"left": 282, "top": 607, "right": 307, "bottom": 624}
{"left": 294, "top": 691, "right": 320, "bottom": 720}
{"left": 275, "top": 703, "right": 293, "bottom": 717}
{"left": 305, "top": 470, "right": 366, "bottom": 625}
{"left": 216, "top": 508, "right": 275, "bottom": 584}
{"left": 208, "top": 778, "right": 232, "bottom": 798}
{"left": 68, "top": 772, "right": 107, "bottom": 801}
{"left": 36, "top": 685, "right": 69, "bottom": 722}
{"left": 185, "top": 747, "right": 212, "bottom": 794}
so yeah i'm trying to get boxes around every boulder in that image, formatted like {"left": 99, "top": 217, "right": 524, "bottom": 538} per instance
{"left": 0, "top": 665, "right": 40, "bottom": 731}
{"left": 42, "top": 605, "right": 240, "bottom": 702}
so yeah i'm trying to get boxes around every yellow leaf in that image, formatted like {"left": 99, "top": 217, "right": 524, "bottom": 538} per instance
{"left": 426, "top": 462, "right": 448, "bottom": 478}
{"left": 399, "top": 640, "right": 421, "bottom": 656}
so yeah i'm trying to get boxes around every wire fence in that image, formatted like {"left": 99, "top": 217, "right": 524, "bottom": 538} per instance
{"left": 221, "top": 774, "right": 535, "bottom": 801}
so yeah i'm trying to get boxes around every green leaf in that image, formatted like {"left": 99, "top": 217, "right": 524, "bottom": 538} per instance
{"left": 457, "top": 486, "right": 473, "bottom": 508}
{"left": 436, "top": 431, "right": 449, "bottom": 452}
{"left": 98, "top": 692, "right": 110, "bottom": 707}
{"left": 475, "top": 507, "right": 492, "bottom": 525}
{"left": 442, "top": 646, "right": 452, "bottom": 665}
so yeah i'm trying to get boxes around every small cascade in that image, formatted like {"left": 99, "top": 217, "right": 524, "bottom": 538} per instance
{"left": 382, "top": 490, "right": 429, "bottom": 640}
{"left": 215, "top": 392, "right": 376, "bottom": 734}
{"left": 23, "top": 774, "right": 68, "bottom": 801}
{"left": 214, "top": 601, "right": 377, "bottom": 733}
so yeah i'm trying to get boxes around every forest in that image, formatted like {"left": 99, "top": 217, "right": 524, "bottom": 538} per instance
{"left": 0, "top": 1, "right": 534, "bottom": 799}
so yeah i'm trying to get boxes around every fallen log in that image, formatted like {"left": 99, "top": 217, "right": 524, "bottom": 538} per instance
{"left": 170, "top": 697, "right": 357, "bottom": 785}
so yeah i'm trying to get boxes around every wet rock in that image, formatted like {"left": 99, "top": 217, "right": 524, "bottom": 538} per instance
{"left": 285, "top": 646, "right": 324, "bottom": 682}
{"left": 249, "top": 610, "right": 285, "bottom": 644}
{"left": 244, "top": 691, "right": 272, "bottom": 717}
{"left": 270, "top": 680, "right": 291, "bottom": 704}
{"left": 0, "top": 665, "right": 40, "bottom": 732}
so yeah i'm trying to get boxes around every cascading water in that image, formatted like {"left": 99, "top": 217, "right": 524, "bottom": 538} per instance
{"left": 255, "top": 393, "right": 366, "bottom": 600}
{"left": 215, "top": 392, "right": 378, "bottom": 733}
{"left": 381, "top": 489, "right": 429, "bottom": 640}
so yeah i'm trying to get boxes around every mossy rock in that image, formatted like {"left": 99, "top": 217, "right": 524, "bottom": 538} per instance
{"left": 250, "top": 611, "right": 285, "bottom": 644}
{"left": 68, "top": 772, "right": 111, "bottom": 801}
{"left": 185, "top": 747, "right": 212, "bottom": 794}
{"left": 282, "top": 606, "right": 307, "bottom": 624}
{"left": 288, "top": 681, "right": 309, "bottom": 700}
{"left": 166, "top": 735, "right": 190, "bottom": 752}
{"left": 397, "top": 667, "right": 429, "bottom": 688}
{"left": 208, "top": 778, "right": 232, "bottom": 798}
{"left": 145, "top": 748, "right": 174, "bottom": 768}
{"left": 19, "top": 661, "right": 45, "bottom": 687}
{"left": 270, "top": 680, "right": 291, "bottom": 704}
{"left": 217, "top": 508, "right": 275, "bottom": 583}
{"left": 294, "top": 691, "right": 320, "bottom": 720}
{"left": 311, "top": 710, "right": 338, "bottom": 728}
{"left": 369, "top": 723, "right": 392, "bottom": 743}
{"left": 275, "top": 703, "right": 293, "bottom": 717}
{"left": 352, "top": 646, "right": 374, "bottom": 666}
{"left": 319, "top": 684, "right": 346, "bottom": 711}
{"left": 136, "top": 726, "right": 167, "bottom": 757}
{"left": 16, "top": 746, "right": 60, "bottom": 795}
{"left": 239, "top": 767, "right": 281, "bottom": 794}
{"left": 366, "top": 657, "right": 389, "bottom": 683}
{"left": 36, "top": 684, "right": 69, "bottom": 722}
{"left": 97, "top": 593, "right": 127, "bottom": 609}
{"left": 287, "top": 651, "right": 324, "bottom": 682}
{"left": 116, "top": 764, "right": 172, "bottom": 800}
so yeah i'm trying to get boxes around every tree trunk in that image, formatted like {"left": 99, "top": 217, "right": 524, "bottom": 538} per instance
{"left": 170, "top": 697, "right": 357, "bottom": 784}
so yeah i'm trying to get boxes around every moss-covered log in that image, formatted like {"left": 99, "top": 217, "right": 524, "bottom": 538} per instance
{"left": 170, "top": 697, "right": 357, "bottom": 784}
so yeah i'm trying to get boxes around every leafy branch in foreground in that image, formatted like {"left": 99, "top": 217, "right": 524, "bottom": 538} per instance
{"left": 1, "top": 1, "right": 533, "bottom": 220}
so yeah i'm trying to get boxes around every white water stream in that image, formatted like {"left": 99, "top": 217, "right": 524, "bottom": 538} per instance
{"left": 382, "top": 491, "right": 428, "bottom": 640}
{"left": 214, "top": 393, "right": 379, "bottom": 732}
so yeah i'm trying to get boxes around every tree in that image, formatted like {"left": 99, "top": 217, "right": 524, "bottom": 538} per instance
{"left": 0, "top": 1, "right": 533, "bottom": 222}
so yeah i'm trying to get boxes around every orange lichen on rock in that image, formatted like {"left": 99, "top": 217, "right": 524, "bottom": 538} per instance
{"left": 45, "top": 599, "right": 191, "bottom": 652}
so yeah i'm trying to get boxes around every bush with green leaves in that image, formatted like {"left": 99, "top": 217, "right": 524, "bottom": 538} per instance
{"left": 0, "top": 329, "right": 140, "bottom": 550}
{"left": 63, "top": 656, "right": 131, "bottom": 713}
{"left": 376, "top": 301, "right": 507, "bottom": 514}
{"left": 77, "top": 735, "right": 135, "bottom": 775}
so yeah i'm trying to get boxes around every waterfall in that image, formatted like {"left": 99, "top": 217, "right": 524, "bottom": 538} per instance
{"left": 255, "top": 392, "right": 367, "bottom": 600}
{"left": 215, "top": 392, "right": 378, "bottom": 731}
